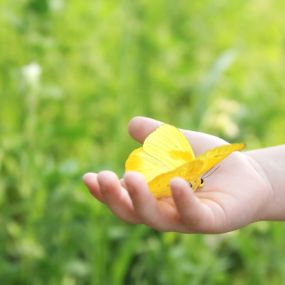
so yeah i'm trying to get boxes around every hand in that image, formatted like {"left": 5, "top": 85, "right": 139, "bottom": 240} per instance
{"left": 83, "top": 116, "right": 272, "bottom": 233}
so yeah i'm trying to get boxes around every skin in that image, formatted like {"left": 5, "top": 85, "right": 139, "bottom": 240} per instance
{"left": 83, "top": 116, "right": 285, "bottom": 234}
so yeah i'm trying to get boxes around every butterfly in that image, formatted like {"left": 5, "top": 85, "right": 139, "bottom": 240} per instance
{"left": 125, "top": 124, "right": 245, "bottom": 198}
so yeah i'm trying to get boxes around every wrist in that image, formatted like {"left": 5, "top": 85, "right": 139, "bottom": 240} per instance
{"left": 246, "top": 146, "right": 285, "bottom": 221}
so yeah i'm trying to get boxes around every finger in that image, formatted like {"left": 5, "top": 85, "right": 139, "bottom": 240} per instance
{"left": 97, "top": 171, "right": 141, "bottom": 224}
{"left": 83, "top": 173, "right": 105, "bottom": 203}
{"left": 124, "top": 171, "right": 181, "bottom": 231}
{"left": 170, "top": 177, "right": 214, "bottom": 232}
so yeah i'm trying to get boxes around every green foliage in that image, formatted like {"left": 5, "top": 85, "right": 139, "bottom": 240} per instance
{"left": 1, "top": 0, "right": 285, "bottom": 284}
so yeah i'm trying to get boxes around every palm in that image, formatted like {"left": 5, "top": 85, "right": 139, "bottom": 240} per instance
{"left": 84, "top": 117, "right": 270, "bottom": 233}
{"left": 170, "top": 129, "right": 269, "bottom": 232}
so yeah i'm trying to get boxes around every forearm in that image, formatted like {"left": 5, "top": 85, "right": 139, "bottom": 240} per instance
{"left": 246, "top": 145, "right": 285, "bottom": 220}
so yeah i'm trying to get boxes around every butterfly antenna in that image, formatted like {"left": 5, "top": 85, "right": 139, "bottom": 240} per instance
{"left": 203, "top": 165, "right": 221, "bottom": 180}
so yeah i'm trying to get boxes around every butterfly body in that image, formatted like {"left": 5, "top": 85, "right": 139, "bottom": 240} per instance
{"left": 125, "top": 124, "right": 245, "bottom": 198}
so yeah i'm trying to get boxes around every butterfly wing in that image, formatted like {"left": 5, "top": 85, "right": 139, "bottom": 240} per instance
{"left": 126, "top": 124, "right": 245, "bottom": 197}
{"left": 125, "top": 124, "right": 195, "bottom": 182}
{"left": 148, "top": 160, "right": 204, "bottom": 198}
{"left": 195, "top": 143, "right": 245, "bottom": 177}
{"left": 125, "top": 147, "right": 171, "bottom": 182}
{"left": 143, "top": 124, "right": 195, "bottom": 166}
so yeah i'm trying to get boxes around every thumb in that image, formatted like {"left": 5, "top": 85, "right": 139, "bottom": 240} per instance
{"left": 127, "top": 116, "right": 224, "bottom": 154}
{"left": 128, "top": 116, "right": 162, "bottom": 143}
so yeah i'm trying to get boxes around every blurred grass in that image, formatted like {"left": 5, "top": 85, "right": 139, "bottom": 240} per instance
{"left": 1, "top": 0, "right": 285, "bottom": 284}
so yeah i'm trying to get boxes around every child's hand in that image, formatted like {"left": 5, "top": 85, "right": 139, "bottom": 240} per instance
{"left": 83, "top": 116, "right": 274, "bottom": 233}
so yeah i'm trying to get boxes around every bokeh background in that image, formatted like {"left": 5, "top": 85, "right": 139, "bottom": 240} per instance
{"left": 1, "top": 0, "right": 285, "bottom": 284}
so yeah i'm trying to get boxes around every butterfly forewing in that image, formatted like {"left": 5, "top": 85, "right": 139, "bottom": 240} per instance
{"left": 143, "top": 124, "right": 195, "bottom": 169}
{"left": 125, "top": 124, "right": 195, "bottom": 182}
{"left": 196, "top": 143, "right": 245, "bottom": 177}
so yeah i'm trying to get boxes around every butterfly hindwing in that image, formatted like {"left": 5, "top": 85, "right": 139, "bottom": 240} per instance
{"left": 125, "top": 147, "right": 171, "bottom": 182}
{"left": 148, "top": 160, "right": 204, "bottom": 198}
{"left": 196, "top": 143, "right": 245, "bottom": 177}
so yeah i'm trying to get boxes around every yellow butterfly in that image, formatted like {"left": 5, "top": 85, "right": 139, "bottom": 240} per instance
{"left": 125, "top": 124, "right": 245, "bottom": 198}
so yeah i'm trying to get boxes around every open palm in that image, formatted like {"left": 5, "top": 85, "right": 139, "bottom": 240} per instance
{"left": 83, "top": 116, "right": 271, "bottom": 233}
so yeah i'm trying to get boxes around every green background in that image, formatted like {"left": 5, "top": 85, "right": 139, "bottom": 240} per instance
{"left": 1, "top": 0, "right": 285, "bottom": 284}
